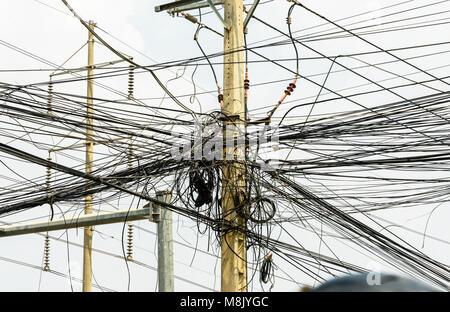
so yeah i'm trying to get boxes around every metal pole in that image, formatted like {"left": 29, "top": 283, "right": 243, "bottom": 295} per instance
{"left": 0, "top": 207, "right": 153, "bottom": 237}
{"left": 156, "top": 190, "right": 174, "bottom": 292}
{"left": 83, "top": 20, "right": 95, "bottom": 292}
{"left": 221, "top": 0, "right": 247, "bottom": 292}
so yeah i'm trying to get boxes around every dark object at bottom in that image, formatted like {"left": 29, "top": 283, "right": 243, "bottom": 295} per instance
{"left": 313, "top": 273, "right": 441, "bottom": 292}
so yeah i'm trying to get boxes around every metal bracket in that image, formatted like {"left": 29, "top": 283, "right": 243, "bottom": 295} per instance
{"left": 155, "top": 0, "right": 228, "bottom": 30}
{"left": 144, "top": 202, "right": 161, "bottom": 223}
{"left": 155, "top": 0, "right": 202, "bottom": 12}
{"left": 243, "top": 0, "right": 260, "bottom": 29}
{"left": 167, "top": 0, "right": 224, "bottom": 14}
{"left": 206, "top": 0, "right": 229, "bottom": 30}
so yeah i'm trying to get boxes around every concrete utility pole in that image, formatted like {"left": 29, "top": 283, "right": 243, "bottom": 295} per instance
{"left": 153, "top": 0, "right": 253, "bottom": 292}
{"left": 221, "top": 0, "right": 247, "bottom": 292}
{"left": 83, "top": 20, "right": 95, "bottom": 293}
{"left": 155, "top": 191, "right": 174, "bottom": 292}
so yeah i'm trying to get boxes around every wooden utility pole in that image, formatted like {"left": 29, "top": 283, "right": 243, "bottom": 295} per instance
{"left": 221, "top": 0, "right": 247, "bottom": 292}
{"left": 83, "top": 20, "right": 95, "bottom": 292}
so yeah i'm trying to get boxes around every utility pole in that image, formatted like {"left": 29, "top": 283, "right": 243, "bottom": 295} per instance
{"left": 83, "top": 20, "right": 95, "bottom": 293}
{"left": 0, "top": 194, "right": 176, "bottom": 290}
{"left": 221, "top": 0, "right": 247, "bottom": 292}
{"left": 155, "top": 191, "right": 174, "bottom": 292}
{"left": 154, "top": 0, "right": 257, "bottom": 292}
